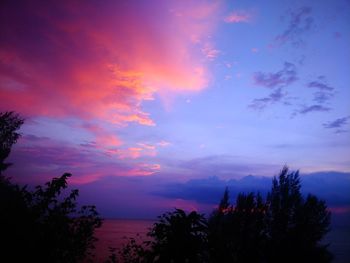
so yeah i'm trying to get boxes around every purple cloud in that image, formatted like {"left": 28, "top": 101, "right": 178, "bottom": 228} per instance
{"left": 299, "top": 105, "right": 331, "bottom": 114}
{"left": 323, "top": 116, "right": 350, "bottom": 130}
{"left": 154, "top": 171, "right": 350, "bottom": 208}
{"left": 249, "top": 88, "right": 287, "bottom": 111}
{"left": 274, "top": 6, "right": 314, "bottom": 47}
{"left": 313, "top": 92, "right": 334, "bottom": 104}
{"left": 8, "top": 135, "right": 161, "bottom": 185}
{"left": 253, "top": 62, "right": 297, "bottom": 88}
{"left": 308, "top": 77, "right": 334, "bottom": 91}
{"left": 306, "top": 76, "right": 335, "bottom": 104}
{"left": 172, "top": 155, "right": 280, "bottom": 179}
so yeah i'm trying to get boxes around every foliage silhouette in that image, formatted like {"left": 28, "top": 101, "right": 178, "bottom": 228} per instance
{"left": 116, "top": 209, "right": 208, "bottom": 263}
{"left": 148, "top": 208, "right": 208, "bottom": 262}
{"left": 113, "top": 235, "right": 148, "bottom": 263}
{"left": 265, "top": 166, "right": 332, "bottom": 262}
{"left": 0, "top": 111, "right": 24, "bottom": 175}
{"left": 0, "top": 111, "right": 102, "bottom": 262}
{"left": 117, "top": 166, "right": 332, "bottom": 263}
{"left": 208, "top": 192, "right": 267, "bottom": 263}
{"left": 0, "top": 112, "right": 332, "bottom": 262}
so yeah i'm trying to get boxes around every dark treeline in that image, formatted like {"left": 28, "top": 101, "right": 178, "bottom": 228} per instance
{"left": 116, "top": 167, "right": 332, "bottom": 263}
{"left": 0, "top": 112, "right": 332, "bottom": 263}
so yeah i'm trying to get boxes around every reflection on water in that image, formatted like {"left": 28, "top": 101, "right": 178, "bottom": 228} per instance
{"left": 94, "top": 219, "right": 153, "bottom": 261}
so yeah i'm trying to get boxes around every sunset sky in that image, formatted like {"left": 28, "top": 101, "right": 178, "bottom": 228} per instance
{"left": 1, "top": 0, "right": 350, "bottom": 218}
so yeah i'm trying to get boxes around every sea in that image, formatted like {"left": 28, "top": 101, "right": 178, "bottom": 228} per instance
{"left": 94, "top": 219, "right": 153, "bottom": 262}
{"left": 93, "top": 219, "right": 350, "bottom": 263}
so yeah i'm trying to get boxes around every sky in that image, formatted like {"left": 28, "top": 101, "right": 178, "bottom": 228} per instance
{"left": 1, "top": 0, "right": 350, "bottom": 219}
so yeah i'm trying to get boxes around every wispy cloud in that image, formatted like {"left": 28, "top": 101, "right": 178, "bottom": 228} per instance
{"left": 249, "top": 88, "right": 287, "bottom": 111}
{"left": 157, "top": 140, "right": 171, "bottom": 147}
{"left": 298, "top": 105, "right": 331, "bottom": 114}
{"left": 290, "top": 75, "right": 336, "bottom": 118}
{"left": 313, "top": 92, "right": 334, "bottom": 104}
{"left": 323, "top": 116, "right": 350, "bottom": 133}
{"left": 253, "top": 62, "right": 297, "bottom": 88}
{"left": 172, "top": 155, "right": 280, "bottom": 179}
{"left": 10, "top": 135, "right": 161, "bottom": 184}
{"left": 274, "top": 6, "right": 314, "bottom": 47}
{"left": 308, "top": 76, "right": 334, "bottom": 91}
{"left": 201, "top": 43, "right": 220, "bottom": 60}
{"left": 224, "top": 10, "right": 251, "bottom": 23}
{"left": 250, "top": 62, "right": 297, "bottom": 111}
{"left": 307, "top": 76, "right": 335, "bottom": 104}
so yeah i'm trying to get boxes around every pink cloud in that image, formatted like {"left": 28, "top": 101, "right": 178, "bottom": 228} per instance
{"left": 0, "top": 0, "right": 225, "bottom": 175}
{"left": 104, "top": 142, "right": 158, "bottom": 160}
{"left": 0, "top": 0, "right": 221, "bottom": 127}
{"left": 69, "top": 163, "right": 161, "bottom": 185}
{"left": 224, "top": 11, "right": 251, "bottom": 23}
{"left": 126, "top": 163, "right": 161, "bottom": 177}
{"left": 8, "top": 135, "right": 162, "bottom": 184}
{"left": 158, "top": 140, "right": 171, "bottom": 147}
{"left": 201, "top": 43, "right": 220, "bottom": 60}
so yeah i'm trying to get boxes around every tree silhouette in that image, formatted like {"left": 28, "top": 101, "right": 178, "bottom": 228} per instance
{"left": 208, "top": 192, "right": 267, "bottom": 263}
{"left": 265, "top": 166, "right": 332, "bottom": 262}
{"left": 1, "top": 111, "right": 332, "bottom": 262}
{"left": 0, "top": 111, "right": 102, "bottom": 262}
{"left": 207, "top": 166, "right": 332, "bottom": 263}
{"left": 115, "top": 167, "right": 332, "bottom": 263}
{"left": 0, "top": 111, "right": 24, "bottom": 175}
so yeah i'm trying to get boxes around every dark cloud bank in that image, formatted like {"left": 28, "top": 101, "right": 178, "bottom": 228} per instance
{"left": 154, "top": 171, "right": 350, "bottom": 209}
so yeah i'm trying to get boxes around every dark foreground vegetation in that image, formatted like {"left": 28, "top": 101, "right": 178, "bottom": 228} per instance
{"left": 0, "top": 112, "right": 101, "bottom": 262}
{"left": 0, "top": 112, "right": 332, "bottom": 262}
{"left": 116, "top": 166, "right": 332, "bottom": 263}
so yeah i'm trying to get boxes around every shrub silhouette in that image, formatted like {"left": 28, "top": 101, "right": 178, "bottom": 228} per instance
{"left": 116, "top": 209, "right": 208, "bottom": 263}
{"left": 0, "top": 111, "right": 102, "bottom": 262}
{"left": 148, "top": 209, "right": 208, "bottom": 262}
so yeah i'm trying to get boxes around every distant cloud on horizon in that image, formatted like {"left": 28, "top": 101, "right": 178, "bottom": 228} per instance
{"left": 154, "top": 171, "right": 350, "bottom": 211}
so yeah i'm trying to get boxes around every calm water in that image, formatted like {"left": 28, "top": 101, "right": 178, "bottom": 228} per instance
{"left": 94, "top": 219, "right": 153, "bottom": 261}
{"left": 94, "top": 219, "right": 350, "bottom": 262}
